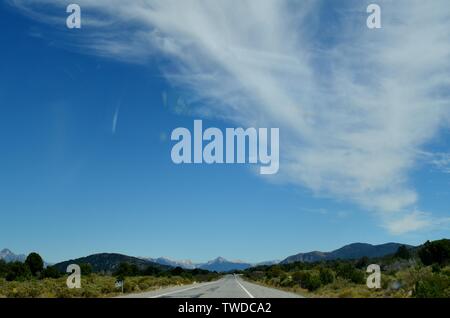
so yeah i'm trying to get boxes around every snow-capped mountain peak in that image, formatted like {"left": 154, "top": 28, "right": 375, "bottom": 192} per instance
{"left": 0, "top": 248, "right": 27, "bottom": 262}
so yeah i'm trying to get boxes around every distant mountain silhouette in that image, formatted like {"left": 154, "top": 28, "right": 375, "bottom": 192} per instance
{"left": 281, "top": 243, "right": 413, "bottom": 264}
{"left": 254, "top": 260, "right": 281, "bottom": 266}
{"left": 141, "top": 256, "right": 254, "bottom": 272}
{"left": 6, "top": 241, "right": 416, "bottom": 272}
{"left": 141, "top": 257, "right": 197, "bottom": 269}
{"left": 53, "top": 253, "right": 170, "bottom": 273}
{"left": 0, "top": 248, "right": 26, "bottom": 262}
{"left": 198, "top": 257, "right": 252, "bottom": 272}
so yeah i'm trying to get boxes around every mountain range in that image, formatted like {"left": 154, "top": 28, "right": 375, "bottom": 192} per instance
{"left": 281, "top": 242, "right": 412, "bottom": 264}
{"left": 52, "top": 253, "right": 170, "bottom": 274}
{"left": 141, "top": 256, "right": 253, "bottom": 272}
{"left": 0, "top": 248, "right": 26, "bottom": 262}
{"left": 1, "top": 242, "right": 412, "bottom": 272}
{"left": 142, "top": 257, "right": 197, "bottom": 269}
{"left": 198, "top": 257, "right": 253, "bottom": 272}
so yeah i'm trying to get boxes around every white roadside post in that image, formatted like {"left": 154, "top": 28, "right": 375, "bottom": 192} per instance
{"left": 115, "top": 280, "right": 124, "bottom": 294}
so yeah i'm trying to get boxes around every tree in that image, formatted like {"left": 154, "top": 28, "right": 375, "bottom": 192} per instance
{"left": 0, "top": 260, "right": 8, "bottom": 278}
{"left": 171, "top": 266, "right": 185, "bottom": 276}
{"left": 6, "top": 261, "right": 32, "bottom": 281}
{"left": 114, "top": 262, "right": 139, "bottom": 277}
{"left": 79, "top": 263, "right": 93, "bottom": 275}
{"left": 418, "top": 239, "right": 450, "bottom": 266}
{"left": 355, "top": 256, "right": 370, "bottom": 269}
{"left": 143, "top": 266, "right": 161, "bottom": 276}
{"left": 395, "top": 245, "right": 411, "bottom": 259}
{"left": 25, "top": 252, "right": 44, "bottom": 276}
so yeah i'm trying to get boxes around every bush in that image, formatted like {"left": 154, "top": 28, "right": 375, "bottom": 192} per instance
{"left": 280, "top": 276, "right": 295, "bottom": 288}
{"left": 267, "top": 266, "right": 283, "bottom": 279}
{"left": 336, "top": 263, "right": 365, "bottom": 284}
{"left": 301, "top": 272, "right": 322, "bottom": 291}
{"left": 246, "top": 271, "right": 264, "bottom": 281}
{"left": 292, "top": 271, "right": 322, "bottom": 291}
{"left": 442, "top": 266, "right": 450, "bottom": 277}
{"left": 414, "top": 273, "right": 450, "bottom": 298}
{"left": 291, "top": 271, "right": 304, "bottom": 284}
{"left": 41, "top": 266, "right": 62, "bottom": 279}
{"left": 6, "top": 262, "right": 32, "bottom": 281}
{"left": 0, "top": 273, "right": 206, "bottom": 298}
{"left": 319, "top": 268, "right": 335, "bottom": 285}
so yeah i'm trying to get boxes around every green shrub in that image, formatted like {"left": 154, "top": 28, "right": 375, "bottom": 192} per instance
{"left": 41, "top": 266, "right": 61, "bottom": 279}
{"left": 292, "top": 271, "right": 303, "bottom": 285}
{"left": 292, "top": 271, "right": 322, "bottom": 291}
{"left": 280, "top": 276, "right": 294, "bottom": 288}
{"left": 336, "top": 263, "right": 365, "bottom": 284}
{"left": 319, "top": 268, "right": 335, "bottom": 285}
{"left": 414, "top": 273, "right": 450, "bottom": 298}
{"left": 441, "top": 266, "right": 450, "bottom": 277}
{"left": 302, "top": 272, "right": 322, "bottom": 291}
{"left": 266, "top": 266, "right": 283, "bottom": 279}
{"left": 6, "top": 262, "right": 32, "bottom": 281}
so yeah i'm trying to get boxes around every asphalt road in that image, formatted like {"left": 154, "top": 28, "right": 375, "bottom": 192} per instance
{"left": 119, "top": 274, "right": 303, "bottom": 298}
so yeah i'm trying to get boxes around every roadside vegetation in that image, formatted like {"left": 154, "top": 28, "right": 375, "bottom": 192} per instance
{"left": 0, "top": 254, "right": 220, "bottom": 298}
{"left": 243, "top": 239, "right": 450, "bottom": 298}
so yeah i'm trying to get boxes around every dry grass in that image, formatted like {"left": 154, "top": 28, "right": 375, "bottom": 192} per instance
{"left": 0, "top": 275, "right": 197, "bottom": 298}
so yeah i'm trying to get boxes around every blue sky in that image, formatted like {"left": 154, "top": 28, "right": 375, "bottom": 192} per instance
{"left": 0, "top": 1, "right": 449, "bottom": 263}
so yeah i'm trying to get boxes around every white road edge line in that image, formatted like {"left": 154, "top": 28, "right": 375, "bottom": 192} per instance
{"left": 234, "top": 274, "right": 255, "bottom": 298}
{"left": 148, "top": 280, "right": 218, "bottom": 298}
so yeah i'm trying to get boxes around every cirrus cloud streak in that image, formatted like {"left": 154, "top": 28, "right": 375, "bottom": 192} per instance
{"left": 11, "top": 0, "right": 450, "bottom": 234}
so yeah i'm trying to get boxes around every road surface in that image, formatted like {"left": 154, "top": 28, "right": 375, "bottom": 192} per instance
{"left": 119, "top": 274, "right": 303, "bottom": 298}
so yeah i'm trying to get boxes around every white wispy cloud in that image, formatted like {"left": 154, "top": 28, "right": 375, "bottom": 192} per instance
{"left": 12, "top": 0, "right": 450, "bottom": 234}
{"left": 384, "top": 211, "right": 450, "bottom": 235}
{"left": 421, "top": 151, "right": 450, "bottom": 174}
{"left": 112, "top": 104, "right": 120, "bottom": 135}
